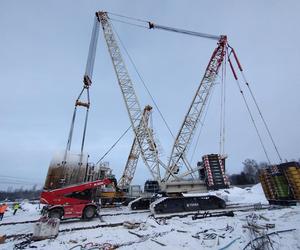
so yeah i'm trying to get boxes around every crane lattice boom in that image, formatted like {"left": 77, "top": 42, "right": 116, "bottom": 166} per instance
{"left": 165, "top": 36, "right": 227, "bottom": 181}
{"left": 118, "top": 105, "right": 153, "bottom": 189}
{"left": 97, "top": 11, "right": 166, "bottom": 182}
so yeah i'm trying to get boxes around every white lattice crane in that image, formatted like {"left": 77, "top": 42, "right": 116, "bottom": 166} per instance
{"left": 118, "top": 105, "right": 153, "bottom": 189}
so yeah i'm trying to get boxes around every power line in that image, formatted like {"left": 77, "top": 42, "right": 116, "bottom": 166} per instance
{"left": 0, "top": 175, "right": 42, "bottom": 183}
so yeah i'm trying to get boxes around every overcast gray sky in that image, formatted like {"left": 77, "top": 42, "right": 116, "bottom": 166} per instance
{"left": 0, "top": 0, "right": 299, "bottom": 190}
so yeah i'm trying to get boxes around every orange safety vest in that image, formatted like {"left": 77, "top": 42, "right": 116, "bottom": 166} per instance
{"left": 0, "top": 205, "right": 8, "bottom": 213}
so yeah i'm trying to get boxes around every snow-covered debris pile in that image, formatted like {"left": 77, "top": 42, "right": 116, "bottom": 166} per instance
{"left": 208, "top": 183, "right": 268, "bottom": 204}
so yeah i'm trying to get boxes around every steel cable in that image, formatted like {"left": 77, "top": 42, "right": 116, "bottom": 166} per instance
{"left": 96, "top": 126, "right": 131, "bottom": 165}
{"left": 241, "top": 72, "right": 282, "bottom": 163}
{"left": 229, "top": 61, "right": 271, "bottom": 164}
{"left": 111, "top": 23, "right": 175, "bottom": 139}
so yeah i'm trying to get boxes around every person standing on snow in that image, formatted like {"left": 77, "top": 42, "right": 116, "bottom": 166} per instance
{"left": 0, "top": 203, "right": 8, "bottom": 221}
{"left": 13, "top": 203, "right": 20, "bottom": 215}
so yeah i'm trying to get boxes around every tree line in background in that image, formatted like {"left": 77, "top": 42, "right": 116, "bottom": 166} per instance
{"left": 228, "top": 158, "right": 300, "bottom": 185}
{"left": 228, "top": 159, "right": 267, "bottom": 186}
{"left": 0, "top": 185, "right": 41, "bottom": 201}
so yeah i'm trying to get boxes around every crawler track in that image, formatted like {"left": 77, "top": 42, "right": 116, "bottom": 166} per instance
{"left": 153, "top": 203, "right": 272, "bottom": 219}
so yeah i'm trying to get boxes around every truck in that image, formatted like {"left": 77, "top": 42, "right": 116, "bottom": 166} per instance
{"left": 40, "top": 178, "right": 113, "bottom": 220}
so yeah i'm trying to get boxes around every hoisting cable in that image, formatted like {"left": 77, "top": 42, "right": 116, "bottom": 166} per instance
{"left": 228, "top": 46, "right": 283, "bottom": 163}
{"left": 111, "top": 22, "right": 175, "bottom": 139}
{"left": 109, "top": 17, "right": 149, "bottom": 29}
{"left": 81, "top": 87, "right": 90, "bottom": 153}
{"left": 66, "top": 106, "right": 77, "bottom": 151}
{"left": 66, "top": 86, "right": 88, "bottom": 151}
{"left": 96, "top": 126, "right": 132, "bottom": 164}
{"left": 64, "top": 84, "right": 91, "bottom": 165}
{"left": 222, "top": 55, "right": 227, "bottom": 155}
{"left": 219, "top": 57, "right": 226, "bottom": 155}
{"left": 107, "top": 11, "right": 149, "bottom": 24}
{"left": 227, "top": 48, "right": 271, "bottom": 164}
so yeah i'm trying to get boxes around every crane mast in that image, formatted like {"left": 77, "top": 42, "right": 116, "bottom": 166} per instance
{"left": 97, "top": 11, "right": 166, "bottom": 182}
{"left": 165, "top": 36, "right": 227, "bottom": 181}
{"left": 118, "top": 105, "right": 153, "bottom": 189}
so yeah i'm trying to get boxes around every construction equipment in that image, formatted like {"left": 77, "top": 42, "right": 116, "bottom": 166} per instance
{"left": 45, "top": 10, "right": 280, "bottom": 214}
{"left": 98, "top": 105, "right": 152, "bottom": 205}
{"left": 98, "top": 12, "right": 165, "bottom": 183}
{"left": 43, "top": 14, "right": 106, "bottom": 190}
{"left": 40, "top": 178, "right": 113, "bottom": 220}
{"left": 96, "top": 11, "right": 227, "bottom": 213}
{"left": 118, "top": 105, "right": 153, "bottom": 191}
{"left": 260, "top": 161, "right": 300, "bottom": 205}
{"left": 44, "top": 12, "right": 151, "bottom": 207}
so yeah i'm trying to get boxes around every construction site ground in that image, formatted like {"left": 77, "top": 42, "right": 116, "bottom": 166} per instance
{"left": 1, "top": 184, "right": 300, "bottom": 250}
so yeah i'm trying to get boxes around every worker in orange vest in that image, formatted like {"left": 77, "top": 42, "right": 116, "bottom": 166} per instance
{"left": 0, "top": 203, "right": 8, "bottom": 221}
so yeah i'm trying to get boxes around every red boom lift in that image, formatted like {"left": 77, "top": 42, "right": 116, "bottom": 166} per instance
{"left": 40, "top": 178, "right": 113, "bottom": 220}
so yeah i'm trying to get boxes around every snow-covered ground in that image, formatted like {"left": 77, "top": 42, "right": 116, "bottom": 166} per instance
{"left": 0, "top": 184, "right": 299, "bottom": 250}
